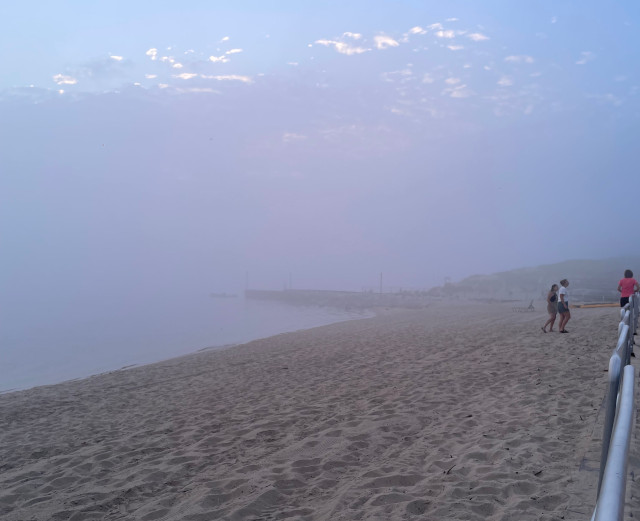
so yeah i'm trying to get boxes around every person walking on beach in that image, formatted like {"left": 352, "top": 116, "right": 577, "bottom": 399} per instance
{"left": 558, "top": 279, "right": 570, "bottom": 333}
{"left": 617, "top": 270, "right": 639, "bottom": 308}
{"left": 542, "top": 284, "right": 559, "bottom": 333}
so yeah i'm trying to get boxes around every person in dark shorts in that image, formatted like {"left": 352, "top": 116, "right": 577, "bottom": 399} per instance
{"left": 542, "top": 284, "right": 559, "bottom": 333}
{"left": 558, "top": 279, "right": 570, "bottom": 333}
{"left": 617, "top": 269, "right": 639, "bottom": 307}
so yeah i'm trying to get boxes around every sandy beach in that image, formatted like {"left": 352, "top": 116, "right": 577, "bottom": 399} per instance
{"left": 0, "top": 302, "right": 637, "bottom": 520}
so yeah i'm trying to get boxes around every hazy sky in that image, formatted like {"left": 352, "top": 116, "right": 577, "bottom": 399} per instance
{"left": 2, "top": 1, "right": 640, "bottom": 296}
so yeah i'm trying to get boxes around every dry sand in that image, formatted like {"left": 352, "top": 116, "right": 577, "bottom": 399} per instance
{"left": 0, "top": 302, "right": 638, "bottom": 520}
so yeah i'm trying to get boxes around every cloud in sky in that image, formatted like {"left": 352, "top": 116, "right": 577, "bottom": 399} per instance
{"left": 314, "top": 38, "right": 370, "bottom": 55}
{"left": 153, "top": 72, "right": 254, "bottom": 84}
{"left": 173, "top": 73, "right": 198, "bottom": 80}
{"left": 447, "top": 45, "right": 464, "bottom": 51}
{"left": 576, "top": 51, "right": 595, "bottom": 65}
{"left": 587, "top": 92, "right": 623, "bottom": 106}
{"left": 146, "top": 48, "right": 158, "bottom": 60}
{"left": 400, "top": 26, "right": 427, "bottom": 43}
{"left": 382, "top": 68, "right": 413, "bottom": 83}
{"left": 468, "top": 33, "right": 489, "bottom": 41}
{"left": 505, "top": 55, "right": 535, "bottom": 64}
{"left": 374, "top": 35, "right": 400, "bottom": 50}
{"left": 201, "top": 74, "right": 253, "bottom": 83}
{"left": 282, "top": 132, "right": 307, "bottom": 143}
{"left": 443, "top": 83, "right": 473, "bottom": 98}
{"left": 313, "top": 31, "right": 372, "bottom": 55}
{"left": 52, "top": 74, "right": 78, "bottom": 85}
{"left": 210, "top": 55, "right": 230, "bottom": 63}
{"left": 66, "top": 55, "right": 134, "bottom": 85}
{"left": 497, "top": 76, "right": 513, "bottom": 86}
{"left": 173, "top": 87, "right": 219, "bottom": 94}
{"left": 435, "top": 30, "right": 456, "bottom": 39}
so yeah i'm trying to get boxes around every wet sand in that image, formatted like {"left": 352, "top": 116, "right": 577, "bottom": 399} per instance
{"left": 0, "top": 302, "right": 636, "bottom": 520}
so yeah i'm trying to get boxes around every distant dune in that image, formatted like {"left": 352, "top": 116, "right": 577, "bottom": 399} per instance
{"left": 427, "top": 256, "right": 640, "bottom": 303}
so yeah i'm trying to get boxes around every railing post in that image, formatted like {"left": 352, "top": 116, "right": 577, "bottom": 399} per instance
{"left": 597, "top": 354, "right": 622, "bottom": 496}
{"left": 593, "top": 365, "right": 636, "bottom": 521}
{"left": 616, "top": 324, "right": 629, "bottom": 364}
{"left": 623, "top": 313, "right": 631, "bottom": 364}
{"left": 635, "top": 294, "right": 640, "bottom": 333}
{"left": 631, "top": 294, "right": 639, "bottom": 340}
{"left": 630, "top": 305, "right": 636, "bottom": 363}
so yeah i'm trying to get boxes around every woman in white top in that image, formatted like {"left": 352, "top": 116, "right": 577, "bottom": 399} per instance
{"left": 558, "top": 279, "right": 570, "bottom": 333}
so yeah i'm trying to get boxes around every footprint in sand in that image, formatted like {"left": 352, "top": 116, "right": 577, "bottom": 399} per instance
{"left": 406, "top": 499, "right": 430, "bottom": 515}
{"left": 369, "top": 492, "right": 413, "bottom": 506}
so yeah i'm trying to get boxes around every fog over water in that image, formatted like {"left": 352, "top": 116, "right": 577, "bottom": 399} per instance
{"left": 2, "top": 1, "right": 640, "bottom": 387}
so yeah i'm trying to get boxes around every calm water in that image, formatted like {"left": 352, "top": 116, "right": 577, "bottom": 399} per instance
{"left": 0, "top": 295, "right": 371, "bottom": 393}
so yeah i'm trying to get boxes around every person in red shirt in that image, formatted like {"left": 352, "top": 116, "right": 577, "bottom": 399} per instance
{"left": 617, "top": 269, "right": 640, "bottom": 307}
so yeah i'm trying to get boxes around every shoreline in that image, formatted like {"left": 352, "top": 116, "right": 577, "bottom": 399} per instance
{"left": 1, "top": 303, "right": 374, "bottom": 395}
{"left": 2, "top": 304, "right": 403, "bottom": 396}
{"left": 1, "top": 302, "right": 636, "bottom": 520}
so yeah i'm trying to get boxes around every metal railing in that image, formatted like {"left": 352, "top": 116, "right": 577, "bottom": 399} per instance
{"left": 591, "top": 294, "right": 638, "bottom": 520}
